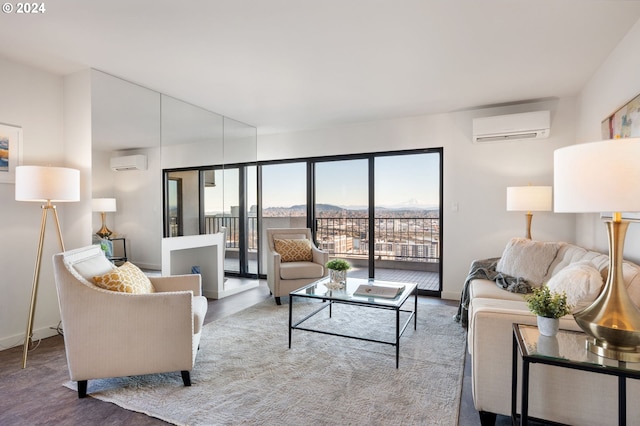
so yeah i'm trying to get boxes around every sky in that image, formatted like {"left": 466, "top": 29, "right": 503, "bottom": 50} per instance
{"left": 205, "top": 152, "right": 440, "bottom": 213}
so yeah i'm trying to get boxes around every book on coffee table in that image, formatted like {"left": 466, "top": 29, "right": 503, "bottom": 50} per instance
{"left": 354, "top": 283, "right": 405, "bottom": 299}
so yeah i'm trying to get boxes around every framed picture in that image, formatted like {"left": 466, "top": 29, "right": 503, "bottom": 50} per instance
{"left": 0, "top": 123, "right": 23, "bottom": 184}
{"left": 601, "top": 92, "right": 640, "bottom": 139}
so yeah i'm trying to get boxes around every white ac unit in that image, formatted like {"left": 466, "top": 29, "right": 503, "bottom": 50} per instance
{"left": 110, "top": 154, "right": 147, "bottom": 171}
{"left": 472, "top": 111, "right": 550, "bottom": 143}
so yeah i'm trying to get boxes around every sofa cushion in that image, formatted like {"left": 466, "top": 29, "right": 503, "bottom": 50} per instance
{"left": 496, "top": 238, "right": 560, "bottom": 287}
{"left": 93, "top": 262, "right": 155, "bottom": 294}
{"left": 546, "top": 261, "right": 604, "bottom": 313}
{"left": 274, "top": 238, "right": 313, "bottom": 262}
{"left": 469, "top": 279, "right": 527, "bottom": 302}
{"left": 280, "top": 261, "right": 324, "bottom": 280}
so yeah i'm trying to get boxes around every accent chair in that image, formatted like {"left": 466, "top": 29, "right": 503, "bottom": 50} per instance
{"left": 266, "top": 228, "right": 328, "bottom": 304}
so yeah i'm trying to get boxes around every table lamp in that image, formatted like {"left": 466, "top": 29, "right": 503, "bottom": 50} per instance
{"left": 506, "top": 185, "right": 552, "bottom": 239}
{"left": 554, "top": 138, "right": 640, "bottom": 361}
{"left": 15, "top": 165, "right": 80, "bottom": 368}
{"left": 92, "top": 198, "right": 117, "bottom": 238}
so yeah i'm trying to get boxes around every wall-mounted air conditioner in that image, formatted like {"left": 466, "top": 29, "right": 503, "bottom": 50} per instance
{"left": 110, "top": 154, "right": 147, "bottom": 171}
{"left": 472, "top": 111, "right": 550, "bottom": 143}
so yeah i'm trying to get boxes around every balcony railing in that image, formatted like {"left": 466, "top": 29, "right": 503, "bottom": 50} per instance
{"left": 316, "top": 217, "right": 440, "bottom": 263}
{"left": 204, "top": 215, "right": 439, "bottom": 264}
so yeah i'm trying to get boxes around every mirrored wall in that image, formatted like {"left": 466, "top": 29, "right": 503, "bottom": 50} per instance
{"left": 90, "top": 70, "right": 256, "bottom": 271}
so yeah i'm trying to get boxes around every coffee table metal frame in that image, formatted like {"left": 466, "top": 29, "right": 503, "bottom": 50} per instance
{"left": 289, "top": 277, "right": 417, "bottom": 368}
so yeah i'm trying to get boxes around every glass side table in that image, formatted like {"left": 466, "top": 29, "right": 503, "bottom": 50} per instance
{"left": 511, "top": 323, "right": 640, "bottom": 426}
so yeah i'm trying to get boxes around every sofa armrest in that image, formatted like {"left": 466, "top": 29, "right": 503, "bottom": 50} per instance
{"left": 468, "top": 298, "right": 580, "bottom": 418}
{"left": 150, "top": 274, "right": 202, "bottom": 296}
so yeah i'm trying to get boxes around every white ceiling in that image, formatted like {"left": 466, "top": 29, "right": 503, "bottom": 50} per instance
{"left": 1, "top": 0, "right": 639, "bottom": 135}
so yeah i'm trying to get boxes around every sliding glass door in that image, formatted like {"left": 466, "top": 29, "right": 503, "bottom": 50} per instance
{"left": 373, "top": 153, "right": 441, "bottom": 292}
{"left": 314, "top": 159, "right": 369, "bottom": 278}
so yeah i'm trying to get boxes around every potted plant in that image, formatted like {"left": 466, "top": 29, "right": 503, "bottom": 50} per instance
{"left": 325, "top": 258, "right": 351, "bottom": 287}
{"left": 526, "top": 285, "right": 572, "bottom": 337}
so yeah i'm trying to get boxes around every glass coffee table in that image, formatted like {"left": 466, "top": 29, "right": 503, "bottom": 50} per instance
{"left": 289, "top": 277, "right": 417, "bottom": 368}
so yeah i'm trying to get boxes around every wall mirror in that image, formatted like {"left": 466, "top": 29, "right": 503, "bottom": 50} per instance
{"left": 91, "top": 70, "right": 162, "bottom": 269}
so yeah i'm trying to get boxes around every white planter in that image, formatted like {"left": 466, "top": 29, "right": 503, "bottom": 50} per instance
{"left": 537, "top": 316, "right": 560, "bottom": 337}
{"left": 329, "top": 269, "right": 347, "bottom": 285}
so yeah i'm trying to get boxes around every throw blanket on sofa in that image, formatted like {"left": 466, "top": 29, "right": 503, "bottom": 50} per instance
{"left": 454, "top": 257, "right": 532, "bottom": 328}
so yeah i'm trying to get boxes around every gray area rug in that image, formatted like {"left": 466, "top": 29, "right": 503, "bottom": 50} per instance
{"left": 65, "top": 300, "right": 466, "bottom": 425}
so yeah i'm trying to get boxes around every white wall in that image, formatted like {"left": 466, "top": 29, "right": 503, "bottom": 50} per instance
{"left": 576, "top": 18, "right": 640, "bottom": 264}
{"left": 259, "top": 98, "right": 578, "bottom": 299}
{"left": 0, "top": 58, "right": 67, "bottom": 349}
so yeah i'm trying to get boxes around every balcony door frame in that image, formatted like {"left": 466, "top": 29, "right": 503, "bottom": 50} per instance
{"left": 257, "top": 147, "right": 443, "bottom": 296}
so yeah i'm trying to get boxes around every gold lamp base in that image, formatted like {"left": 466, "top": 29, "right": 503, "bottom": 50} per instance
{"left": 574, "top": 217, "right": 640, "bottom": 362}
{"left": 95, "top": 211, "right": 112, "bottom": 239}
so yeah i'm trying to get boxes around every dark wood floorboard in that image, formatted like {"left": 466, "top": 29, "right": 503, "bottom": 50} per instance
{"left": 0, "top": 279, "right": 486, "bottom": 426}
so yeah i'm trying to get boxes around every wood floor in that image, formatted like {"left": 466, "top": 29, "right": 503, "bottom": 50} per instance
{"left": 0, "top": 279, "right": 491, "bottom": 426}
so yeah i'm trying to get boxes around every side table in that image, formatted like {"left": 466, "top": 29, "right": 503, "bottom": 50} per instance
{"left": 512, "top": 323, "right": 640, "bottom": 426}
{"left": 107, "top": 237, "right": 127, "bottom": 265}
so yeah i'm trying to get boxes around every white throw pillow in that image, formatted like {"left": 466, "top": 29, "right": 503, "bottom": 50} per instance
{"left": 546, "top": 261, "right": 604, "bottom": 313}
{"left": 496, "top": 238, "right": 560, "bottom": 287}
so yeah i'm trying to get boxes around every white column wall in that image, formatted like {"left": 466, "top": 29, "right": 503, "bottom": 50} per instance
{"left": 258, "top": 98, "right": 577, "bottom": 300}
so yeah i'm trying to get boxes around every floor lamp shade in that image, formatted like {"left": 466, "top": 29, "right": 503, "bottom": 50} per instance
{"left": 14, "top": 165, "right": 80, "bottom": 368}
{"left": 15, "top": 166, "right": 80, "bottom": 202}
{"left": 554, "top": 138, "right": 640, "bottom": 361}
{"left": 506, "top": 186, "right": 552, "bottom": 239}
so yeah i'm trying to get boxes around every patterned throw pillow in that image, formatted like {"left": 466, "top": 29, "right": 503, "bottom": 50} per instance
{"left": 93, "top": 261, "right": 155, "bottom": 294}
{"left": 274, "top": 239, "right": 313, "bottom": 262}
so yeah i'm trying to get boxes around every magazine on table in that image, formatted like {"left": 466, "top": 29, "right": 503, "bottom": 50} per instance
{"left": 354, "top": 282, "right": 405, "bottom": 298}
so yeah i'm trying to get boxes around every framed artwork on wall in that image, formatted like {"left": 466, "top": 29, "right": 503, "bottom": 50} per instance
{"left": 601, "top": 92, "right": 640, "bottom": 139}
{"left": 0, "top": 123, "right": 23, "bottom": 184}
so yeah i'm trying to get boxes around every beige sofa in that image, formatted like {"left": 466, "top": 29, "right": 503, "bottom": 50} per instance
{"left": 53, "top": 245, "right": 208, "bottom": 397}
{"left": 466, "top": 238, "right": 640, "bottom": 425}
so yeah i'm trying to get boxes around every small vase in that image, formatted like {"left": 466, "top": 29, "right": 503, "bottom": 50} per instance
{"left": 329, "top": 269, "right": 347, "bottom": 285}
{"left": 537, "top": 316, "right": 560, "bottom": 337}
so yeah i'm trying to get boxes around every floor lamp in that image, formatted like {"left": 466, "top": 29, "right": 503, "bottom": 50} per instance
{"left": 506, "top": 185, "right": 552, "bottom": 239}
{"left": 15, "top": 165, "right": 80, "bottom": 368}
{"left": 554, "top": 138, "right": 640, "bottom": 361}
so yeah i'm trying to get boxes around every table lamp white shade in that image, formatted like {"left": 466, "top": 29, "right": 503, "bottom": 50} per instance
{"left": 92, "top": 198, "right": 117, "bottom": 212}
{"left": 15, "top": 166, "right": 80, "bottom": 202}
{"left": 506, "top": 186, "right": 552, "bottom": 212}
{"left": 554, "top": 138, "right": 640, "bottom": 213}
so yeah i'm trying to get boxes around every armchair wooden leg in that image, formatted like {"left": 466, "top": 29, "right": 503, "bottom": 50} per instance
{"left": 181, "top": 370, "right": 191, "bottom": 386}
{"left": 77, "top": 380, "right": 88, "bottom": 398}
{"left": 274, "top": 296, "right": 282, "bottom": 305}
{"left": 478, "top": 411, "right": 496, "bottom": 426}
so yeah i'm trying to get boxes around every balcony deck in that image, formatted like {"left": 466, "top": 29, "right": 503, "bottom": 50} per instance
{"left": 349, "top": 267, "right": 440, "bottom": 292}
{"left": 224, "top": 259, "right": 440, "bottom": 292}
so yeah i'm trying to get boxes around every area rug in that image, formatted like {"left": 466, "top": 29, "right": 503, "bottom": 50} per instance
{"left": 64, "top": 299, "right": 467, "bottom": 425}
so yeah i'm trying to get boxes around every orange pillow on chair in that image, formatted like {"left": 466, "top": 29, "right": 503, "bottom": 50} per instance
{"left": 274, "top": 239, "right": 313, "bottom": 262}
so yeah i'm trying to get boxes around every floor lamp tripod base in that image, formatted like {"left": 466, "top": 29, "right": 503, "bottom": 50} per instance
{"left": 22, "top": 203, "right": 65, "bottom": 369}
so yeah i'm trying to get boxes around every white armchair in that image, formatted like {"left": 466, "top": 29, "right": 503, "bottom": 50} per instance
{"left": 266, "top": 228, "right": 329, "bottom": 304}
{"left": 52, "top": 245, "right": 207, "bottom": 398}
